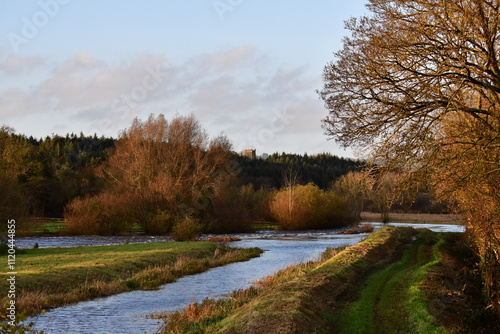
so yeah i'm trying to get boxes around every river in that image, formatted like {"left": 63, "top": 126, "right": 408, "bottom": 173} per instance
{"left": 25, "top": 222, "right": 464, "bottom": 334}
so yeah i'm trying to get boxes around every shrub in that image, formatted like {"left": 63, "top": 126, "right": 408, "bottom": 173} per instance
{"left": 170, "top": 217, "right": 202, "bottom": 241}
{"left": 143, "top": 209, "right": 174, "bottom": 235}
{"left": 65, "top": 192, "right": 135, "bottom": 235}
{"left": 270, "top": 183, "right": 349, "bottom": 230}
{"left": 211, "top": 185, "right": 274, "bottom": 233}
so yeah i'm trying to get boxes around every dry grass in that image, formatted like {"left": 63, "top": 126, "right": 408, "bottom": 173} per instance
{"left": 340, "top": 223, "right": 375, "bottom": 234}
{"left": 0, "top": 243, "right": 262, "bottom": 318}
{"left": 359, "top": 223, "right": 375, "bottom": 233}
{"left": 361, "top": 212, "right": 464, "bottom": 224}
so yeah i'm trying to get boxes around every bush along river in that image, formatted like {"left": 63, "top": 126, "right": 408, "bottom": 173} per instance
{"left": 24, "top": 223, "right": 464, "bottom": 334}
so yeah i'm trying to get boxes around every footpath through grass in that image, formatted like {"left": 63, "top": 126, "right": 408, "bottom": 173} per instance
{"left": 0, "top": 241, "right": 262, "bottom": 318}
{"left": 338, "top": 231, "right": 445, "bottom": 333}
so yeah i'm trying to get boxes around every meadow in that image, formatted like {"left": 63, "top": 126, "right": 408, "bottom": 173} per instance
{"left": 0, "top": 241, "right": 262, "bottom": 317}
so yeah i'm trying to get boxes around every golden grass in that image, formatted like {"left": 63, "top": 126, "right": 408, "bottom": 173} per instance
{"left": 340, "top": 223, "right": 375, "bottom": 234}
{"left": 0, "top": 243, "right": 262, "bottom": 318}
{"left": 361, "top": 212, "right": 464, "bottom": 224}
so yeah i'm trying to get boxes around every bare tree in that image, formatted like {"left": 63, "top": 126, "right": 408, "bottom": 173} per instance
{"left": 319, "top": 0, "right": 500, "bottom": 312}
{"left": 334, "top": 171, "right": 374, "bottom": 224}
{"left": 371, "top": 172, "right": 404, "bottom": 223}
{"left": 98, "top": 114, "right": 232, "bottom": 233}
{"left": 282, "top": 168, "right": 301, "bottom": 225}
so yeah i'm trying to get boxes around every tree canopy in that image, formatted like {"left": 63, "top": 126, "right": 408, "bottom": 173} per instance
{"left": 319, "top": 0, "right": 499, "bottom": 313}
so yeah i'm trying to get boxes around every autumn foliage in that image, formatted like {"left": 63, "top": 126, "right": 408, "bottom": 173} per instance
{"left": 269, "top": 183, "right": 348, "bottom": 230}
{"left": 65, "top": 114, "right": 233, "bottom": 235}
{"left": 319, "top": 0, "right": 500, "bottom": 313}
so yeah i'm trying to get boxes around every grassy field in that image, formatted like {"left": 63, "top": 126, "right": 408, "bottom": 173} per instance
{"left": 0, "top": 241, "right": 262, "bottom": 318}
{"left": 159, "top": 226, "right": 498, "bottom": 334}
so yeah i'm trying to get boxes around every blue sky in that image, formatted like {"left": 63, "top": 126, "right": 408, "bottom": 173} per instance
{"left": 0, "top": 1, "right": 368, "bottom": 157}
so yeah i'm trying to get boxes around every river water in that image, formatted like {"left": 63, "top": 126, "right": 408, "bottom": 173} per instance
{"left": 25, "top": 222, "right": 464, "bottom": 334}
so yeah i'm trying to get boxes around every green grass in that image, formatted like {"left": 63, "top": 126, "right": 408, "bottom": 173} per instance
{"left": 338, "top": 231, "right": 446, "bottom": 334}
{"left": 249, "top": 222, "right": 279, "bottom": 230}
{"left": 0, "top": 242, "right": 262, "bottom": 317}
{"left": 32, "top": 221, "right": 66, "bottom": 234}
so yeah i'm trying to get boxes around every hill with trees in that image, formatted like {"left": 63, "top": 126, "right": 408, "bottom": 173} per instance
{"left": 234, "top": 152, "right": 362, "bottom": 190}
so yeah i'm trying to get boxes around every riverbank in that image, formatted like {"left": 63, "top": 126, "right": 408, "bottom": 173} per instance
{"left": 0, "top": 242, "right": 262, "bottom": 318}
{"left": 16, "top": 212, "right": 463, "bottom": 238}
{"left": 160, "top": 226, "right": 498, "bottom": 333}
{"left": 361, "top": 211, "right": 464, "bottom": 224}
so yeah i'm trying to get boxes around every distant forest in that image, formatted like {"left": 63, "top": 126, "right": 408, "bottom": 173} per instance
{"left": 235, "top": 153, "right": 362, "bottom": 190}
{"left": 0, "top": 126, "right": 362, "bottom": 220}
{"left": 1, "top": 128, "right": 114, "bottom": 218}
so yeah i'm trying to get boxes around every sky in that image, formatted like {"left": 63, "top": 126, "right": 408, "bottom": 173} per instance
{"left": 0, "top": 1, "right": 368, "bottom": 158}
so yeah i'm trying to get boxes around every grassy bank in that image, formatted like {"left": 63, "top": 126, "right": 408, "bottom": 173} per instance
{"left": 361, "top": 211, "right": 464, "bottom": 224}
{"left": 160, "top": 226, "right": 416, "bottom": 333}
{"left": 159, "top": 226, "right": 498, "bottom": 333}
{"left": 337, "top": 230, "right": 445, "bottom": 333}
{"left": 0, "top": 242, "right": 262, "bottom": 317}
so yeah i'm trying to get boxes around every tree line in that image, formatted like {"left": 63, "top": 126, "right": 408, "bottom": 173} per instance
{"left": 0, "top": 126, "right": 114, "bottom": 219}
{"left": 235, "top": 152, "right": 361, "bottom": 190}
{"left": 2, "top": 114, "right": 440, "bottom": 237}
{"left": 1, "top": 116, "right": 379, "bottom": 236}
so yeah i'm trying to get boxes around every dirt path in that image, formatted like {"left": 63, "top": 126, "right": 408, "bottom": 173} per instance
{"left": 337, "top": 231, "right": 443, "bottom": 333}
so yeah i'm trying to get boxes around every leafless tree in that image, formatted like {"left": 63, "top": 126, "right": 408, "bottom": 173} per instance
{"left": 319, "top": 0, "right": 500, "bottom": 312}
{"left": 334, "top": 171, "right": 374, "bottom": 223}
{"left": 371, "top": 172, "right": 404, "bottom": 223}
{"left": 282, "top": 168, "right": 301, "bottom": 225}
{"left": 100, "top": 114, "right": 232, "bottom": 232}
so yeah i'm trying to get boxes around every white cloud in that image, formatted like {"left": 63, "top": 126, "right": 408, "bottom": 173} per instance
{"left": 206, "top": 45, "right": 257, "bottom": 71}
{"left": 0, "top": 87, "right": 53, "bottom": 117}
{"left": 0, "top": 46, "right": 346, "bottom": 155}
{"left": 0, "top": 54, "right": 44, "bottom": 73}
{"left": 34, "top": 53, "right": 170, "bottom": 111}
